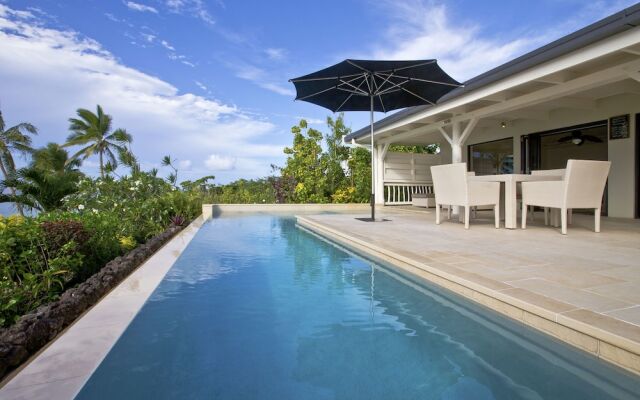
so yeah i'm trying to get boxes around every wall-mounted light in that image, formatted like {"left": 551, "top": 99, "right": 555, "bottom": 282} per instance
{"left": 500, "top": 121, "right": 507, "bottom": 128}
{"left": 571, "top": 137, "right": 583, "bottom": 145}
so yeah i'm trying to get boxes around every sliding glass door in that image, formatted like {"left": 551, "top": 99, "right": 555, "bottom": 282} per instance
{"left": 522, "top": 120, "right": 608, "bottom": 213}
{"left": 468, "top": 137, "right": 514, "bottom": 175}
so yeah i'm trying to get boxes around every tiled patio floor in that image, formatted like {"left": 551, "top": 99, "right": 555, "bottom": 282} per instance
{"left": 298, "top": 207, "right": 640, "bottom": 373}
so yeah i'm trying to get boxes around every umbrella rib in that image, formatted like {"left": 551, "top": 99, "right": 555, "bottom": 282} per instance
{"left": 345, "top": 60, "right": 370, "bottom": 73}
{"left": 373, "top": 71, "right": 396, "bottom": 94}
{"left": 290, "top": 72, "right": 363, "bottom": 82}
{"left": 378, "top": 94, "right": 386, "bottom": 113}
{"left": 374, "top": 75, "right": 410, "bottom": 96}
{"left": 338, "top": 75, "right": 368, "bottom": 95}
{"left": 392, "top": 60, "right": 437, "bottom": 72}
{"left": 370, "top": 75, "right": 387, "bottom": 113}
{"left": 364, "top": 73, "right": 372, "bottom": 95}
{"left": 336, "top": 87, "right": 368, "bottom": 96}
{"left": 296, "top": 86, "right": 339, "bottom": 101}
{"left": 400, "top": 87, "right": 435, "bottom": 105}
{"left": 336, "top": 76, "right": 370, "bottom": 112}
{"left": 378, "top": 73, "right": 462, "bottom": 87}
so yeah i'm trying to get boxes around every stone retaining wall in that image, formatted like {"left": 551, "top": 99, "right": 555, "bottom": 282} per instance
{"left": 0, "top": 224, "right": 184, "bottom": 380}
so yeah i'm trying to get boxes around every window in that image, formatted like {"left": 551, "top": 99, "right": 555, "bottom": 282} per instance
{"left": 468, "top": 138, "right": 514, "bottom": 175}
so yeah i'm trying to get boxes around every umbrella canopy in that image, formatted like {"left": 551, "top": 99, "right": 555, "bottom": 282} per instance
{"left": 290, "top": 59, "right": 461, "bottom": 112}
{"left": 290, "top": 59, "right": 461, "bottom": 221}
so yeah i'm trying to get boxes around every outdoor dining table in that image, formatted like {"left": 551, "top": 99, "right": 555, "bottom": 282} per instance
{"left": 468, "top": 174, "right": 563, "bottom": 229}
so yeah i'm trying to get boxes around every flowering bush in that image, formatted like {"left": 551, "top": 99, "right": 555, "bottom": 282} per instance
{"left": 63, "top": 173, "right": 200, "bottom": 242}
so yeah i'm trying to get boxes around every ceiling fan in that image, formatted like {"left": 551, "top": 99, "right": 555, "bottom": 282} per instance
{"left": 557, "top": 130, "right": 603, "bottom": 146}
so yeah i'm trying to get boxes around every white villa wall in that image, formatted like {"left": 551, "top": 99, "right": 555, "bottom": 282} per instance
{"left": 462, "top": 94, "right": 638, "bottom": 218}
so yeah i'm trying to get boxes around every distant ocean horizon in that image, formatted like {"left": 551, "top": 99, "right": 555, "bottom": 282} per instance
{"left": 0, "top": 203, "right": 19, "bottom": 216}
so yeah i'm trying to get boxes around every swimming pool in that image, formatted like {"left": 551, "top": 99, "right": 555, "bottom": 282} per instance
{"left": 76, "top": 215, "right": 640, "bottom": 399}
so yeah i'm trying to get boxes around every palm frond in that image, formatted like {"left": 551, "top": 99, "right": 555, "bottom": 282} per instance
{"left": 111, "top": 128, "right": 132, "bottom": 144}
{"left": 68, "top": 144, "right": 97, "bottom": 163}
{"left": 104, "top": 147, "right": 118, "bottom": 167}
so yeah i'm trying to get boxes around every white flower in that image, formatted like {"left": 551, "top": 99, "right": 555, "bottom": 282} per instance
{"left": 129, "top": 186, "right": 135, "bottom": 191}
{"left": 78, "top": 204, "right": 85, "bottom": 210}
{"left": 135, "top": 180, "right": 142, "bottom": 186}
{"left": 92, "top": 209, "right": 99, "bottom": 214}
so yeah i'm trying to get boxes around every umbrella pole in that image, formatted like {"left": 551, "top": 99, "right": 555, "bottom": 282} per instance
{"left": 370, "top": 95, "right": 375, "bottom": 221}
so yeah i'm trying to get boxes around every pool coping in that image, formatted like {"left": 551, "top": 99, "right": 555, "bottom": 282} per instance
{"left": 296, "top": 215, "right": 640, "bottom": 376}
{"left": 0, "top": 216, "right": 205, "bottom": 400}
{"left": 202, "top": 203, "right": 370, "bottom": 218}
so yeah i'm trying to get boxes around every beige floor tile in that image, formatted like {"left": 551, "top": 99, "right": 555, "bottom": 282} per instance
{"left": 507, "top": 278, "right": 632, "bottom": 312}
{"left": 500, "top": 287, "right": 578, "bottom": 314}
{"left": 586, "top": 282, "right": 640, "bottom": 305}
{"left": 593, "top": 266, "right": 640, "bottom": 283}
{"left": 605, "top": 306, "right": 640, "bottom": 327}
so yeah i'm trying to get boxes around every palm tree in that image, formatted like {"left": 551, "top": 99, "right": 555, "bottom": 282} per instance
{"left": 64, "top": 105, "right": 132, "bottom": 178}
{"left": 0, "top": 109, "right": 38, "bottom": 215}
{"left": 31, "top": 143, "right": 82, "bottom": 173}
{"left": 161, "top": 155, "right": 178, "bottom": 187}
{"left": 0, "top": 143, "right": 83, "bottom": 212}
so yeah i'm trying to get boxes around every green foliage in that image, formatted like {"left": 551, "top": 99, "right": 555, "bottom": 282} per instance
{"left": 0, "top": 215, "right": 83, "bottom": 327}
{"left": 281, "top": 119, "right": 329, "bottom": 203}
{"left": 274, "top": 114, "right": 371, "bottom": 204}
{"left": 324, "top": 115, "right": 350, "bottom": 195}
{"left": 0, "top": 143, "right": 83, "bottom": 212}
{"left": 0, "top": 108, "right": 38, "bottom": 216}
{"left": 203, "top": 178, "right": 276, "bottom": 204}
{"left": 345, "top": 147, "right": 371, "bottom": 202}
{"left": 389, "top": 144, "right": 440, "bottom": 154}
{"left": 62, "top": 172, "right": 201, "bottom": 242}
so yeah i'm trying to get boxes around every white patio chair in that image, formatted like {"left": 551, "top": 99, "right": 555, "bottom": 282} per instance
{"left": 531, "top": 169, "right": 570, "bottom": 225}
{"left": 431, "top": 163, "right": 500, "bottom": 229}
{"left": 522, "top": 160, "right": 610, "bottom": 234}
{"left": 441, "top": 171, "right": 477, "bottom": 219}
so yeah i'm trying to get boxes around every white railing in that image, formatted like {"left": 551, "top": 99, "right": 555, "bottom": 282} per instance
{"left": 384, "top": 182, "right": 433, "bottom": 205}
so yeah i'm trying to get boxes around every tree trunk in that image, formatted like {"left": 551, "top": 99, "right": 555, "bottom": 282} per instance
{"left": 99, "top": 150, "right": 104, "bottom": 178}
{"left": 0, "top": 158, "right": 24, "bottom": 216}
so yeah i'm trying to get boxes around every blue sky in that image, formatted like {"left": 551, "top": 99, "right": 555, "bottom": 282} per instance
{"left": 0, "top": 0, "right": 636, "bottom": 183}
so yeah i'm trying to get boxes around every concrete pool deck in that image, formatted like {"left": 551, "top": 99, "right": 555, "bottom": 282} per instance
{"left": 297, "top": 208, "right": 640, "bottom": 375}
{"left": 0, "top": 217, "right": 205, "bottom": 400}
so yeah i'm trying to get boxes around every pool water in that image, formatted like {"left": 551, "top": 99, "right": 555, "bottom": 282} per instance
{"left": 77, "top": 216, "right": 640, "bottom": 399}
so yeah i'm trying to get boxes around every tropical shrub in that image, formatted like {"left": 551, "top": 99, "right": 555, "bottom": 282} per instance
{"left": 62, "top": 173, "right": 200, "bottom": 243}
{"left": 203, "top": 178, "right": 277, "bottom": 204}
{"left": 0, "top": 215, "right": 84, "bottom": 327}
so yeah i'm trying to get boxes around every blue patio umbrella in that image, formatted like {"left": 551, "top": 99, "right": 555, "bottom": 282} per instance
{"left": 290, "top": 59, "right": 461, "bottom": 221}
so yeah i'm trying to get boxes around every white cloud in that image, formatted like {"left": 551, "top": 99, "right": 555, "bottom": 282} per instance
{"left": 260, "top": 82, "right": 294, "bottom": 96}
{"left": 296, "top": 116, "right": 324, "bottom": 125}
{"left": 366, "top": 0, "right": 637, "bottom": 82}
{"left": 364, "top": 0, "right": 547, "bottom": 81}
{"left": 0, "top": 4, "right": 282, "bottom": 182}
{"left": 160, "top": 40, "right": 175, "bottom": 51}
{"left": 125, "top": 1, "right": 158, "bottom": 14}
{"left": 265, "top": 47, "right": 286, "bottom": 60}
{"left": 178, "top": 159, "right": 192, "bottom": 169}
{"left": 194, "top": 80, "right": 207, "bottom": 91}
{"left": 141, "top": 32, "right": 156, "bottom": 42}
{"left": 165, "top": 0, "right": 214, "bottom": 25}
{"left": 204, "top": 154, "right": 236, "bottom": 171}
{"left": 234, "top": 63, "right": 294, "bottom": 96}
